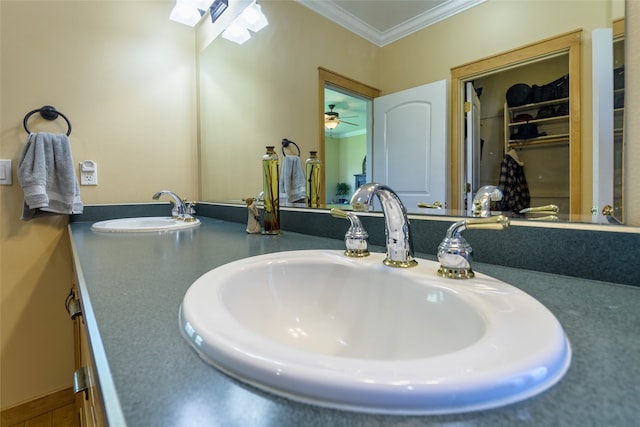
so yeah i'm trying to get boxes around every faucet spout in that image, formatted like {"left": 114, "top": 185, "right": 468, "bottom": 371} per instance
{"left": 350, "top": 183, "right": 417, "bottom": 268}
{"left": 472, "top": 185, "right": 503, "bottom": 217}
{"left": 152, "top": 190, "right": 193, "bottom": 221}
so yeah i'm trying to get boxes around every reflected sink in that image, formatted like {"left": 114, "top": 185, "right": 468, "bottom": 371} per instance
{"left": 91, "top": 216, "right": 200, "bottom": 232}
{"left": 180, "top": 250, "right": 571, "bottom": 415}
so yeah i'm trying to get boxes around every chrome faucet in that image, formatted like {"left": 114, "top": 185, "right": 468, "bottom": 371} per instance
{"left": 350, "top": 183, "right": 417, "bottom": 268}
{"left": 152, "top": 190, "right": 195, "bottom": 222}
{"left": 472, "top": 185, "right": 503, "bottom": 217}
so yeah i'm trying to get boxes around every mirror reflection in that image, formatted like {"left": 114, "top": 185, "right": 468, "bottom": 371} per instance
{"left": 198, "top": 0, "right": 626, "bottom": 225}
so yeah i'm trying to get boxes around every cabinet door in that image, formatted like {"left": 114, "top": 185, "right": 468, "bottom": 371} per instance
{"left": 71, "top": 279, "right": 107, "bottom": 427}
{"left": 75, "top": 315, "right": 107, "bottom": 427}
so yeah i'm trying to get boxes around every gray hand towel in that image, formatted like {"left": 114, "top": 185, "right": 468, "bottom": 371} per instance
{"left": 18, "top": 132, "right": 83, "bottom": 221}
{"left": 279, "top": 155, "right": 306, "bottom": 203}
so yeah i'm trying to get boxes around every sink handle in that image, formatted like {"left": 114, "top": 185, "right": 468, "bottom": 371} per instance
{"left": 330, "top": 208, "right": 370, "bottom": 258}
{"left": 437, "top": 215, "right": 510, "bottom": 279}
{"left": 465, "top": 215, "right": 510, "bottom": 231}
{"left": 184, "top": 200, "right": 197, "bottom": 215}
{"left": 417, "top": 201, "right": 443, "bottom": 209}
{"left": 520, "top": 204, "right": 559, "bottom": 214}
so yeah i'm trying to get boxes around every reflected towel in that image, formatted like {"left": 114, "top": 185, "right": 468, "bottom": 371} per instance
{"left": 18, "top": 132, "right": 83, "bottom": 221}
{"left": 279, "top": 155, "right": 306, "bottom": 203}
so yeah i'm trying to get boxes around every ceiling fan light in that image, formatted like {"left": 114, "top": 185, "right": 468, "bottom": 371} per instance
{"left": 325, "top": 120, "right": 339, "bottom": 130}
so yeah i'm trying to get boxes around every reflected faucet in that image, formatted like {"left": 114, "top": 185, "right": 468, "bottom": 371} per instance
{"left": 350, "top": 183, "right": 417, "bottom": 268}
{"left": 472, "top": 185, "right": 503, "bottom": 217}
{"left": 152, "top": 190, "right": 195, "bottom": 222}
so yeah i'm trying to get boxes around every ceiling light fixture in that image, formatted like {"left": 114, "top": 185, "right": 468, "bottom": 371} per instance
{"left": 169, "top": 0, "right": 207, "bottom": 27}
{"left": 236, "top": 2, "right": 268, "bottom": 32}
{"left": 221, "top": 21, "right": 251, "bottom": 44}
{"left": 325, "top": 119, "right": 339, "bottom": 130}
{"left": 221, "top": 1, "right": 268, "bottom": 44}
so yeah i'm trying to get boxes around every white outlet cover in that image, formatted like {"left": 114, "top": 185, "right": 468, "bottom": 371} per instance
{"left": 80, "top": 160, "right": 98, "bottom": 185}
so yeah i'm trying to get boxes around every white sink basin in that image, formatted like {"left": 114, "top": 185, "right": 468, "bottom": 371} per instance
{"left": 91, "top": 216, "right": 200, "bottom": 232}
{"left": 180, "top": 250, "right": 571, "bottom": 415}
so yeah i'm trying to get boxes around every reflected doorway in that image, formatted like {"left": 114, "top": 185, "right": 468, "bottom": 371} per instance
{"left": 324, "top": 87, "right": 370, "bottom": 204}
{"left": 451, "top": 30, "right": 582, "bottom": 219}
{"left": 318, "top": 67, "right": 380, "bottom": 205}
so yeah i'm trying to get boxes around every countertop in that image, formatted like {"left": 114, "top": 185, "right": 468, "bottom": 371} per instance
{"left": 69, "top": 217, "right": 640, "bottom": 426}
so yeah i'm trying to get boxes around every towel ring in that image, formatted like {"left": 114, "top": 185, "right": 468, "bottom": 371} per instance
{"left": 281, "top": 138, "right": 300, "bottom": 157}
{"left": 23, "top": 105, "right": 72, "bottom": 136}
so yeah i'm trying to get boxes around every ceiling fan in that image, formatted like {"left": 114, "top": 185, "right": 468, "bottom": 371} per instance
{"left": 324, "top": 104, "right": 358, "bottom": 129}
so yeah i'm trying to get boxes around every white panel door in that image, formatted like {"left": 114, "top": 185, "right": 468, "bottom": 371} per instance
{"left": 373, "top": 79, "right": 448, "bottom": 210}
{"left": 592, "top": 28, "right": 615, "bottom": 223}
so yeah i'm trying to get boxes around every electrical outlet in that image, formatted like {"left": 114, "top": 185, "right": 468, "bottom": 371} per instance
{"left": 80, "top": 160, "right": 98, "bottom": 186}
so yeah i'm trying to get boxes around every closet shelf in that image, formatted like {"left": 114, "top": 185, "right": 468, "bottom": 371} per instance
{"left": 508, "top": 97, "right": 569, "bottom": 114}
{"left": 507, "top": 134, "right": 570, "bottom": 148}
{"left": 507, "top": 114, "right": 569, "bottom": 127}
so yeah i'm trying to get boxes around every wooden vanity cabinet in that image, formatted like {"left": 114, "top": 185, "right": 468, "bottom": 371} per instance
{"left": 70, "top": 272, "right": 107, "bottom": 427}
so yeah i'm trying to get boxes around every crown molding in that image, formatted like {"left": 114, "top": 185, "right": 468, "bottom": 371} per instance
{"left": 296, "top": 0, "right": 486, "bottom": 47}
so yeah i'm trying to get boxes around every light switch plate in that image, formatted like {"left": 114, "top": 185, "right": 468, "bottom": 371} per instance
{"left": 0, "top": 159, "right": 12, "bottom": 185}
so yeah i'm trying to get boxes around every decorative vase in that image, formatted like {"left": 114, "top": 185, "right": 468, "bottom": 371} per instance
{"left": 305, "top": 151, "right": 321, "bottom": 208}
{"left": 262, "top": 146, "right": 280, "bottom": 234}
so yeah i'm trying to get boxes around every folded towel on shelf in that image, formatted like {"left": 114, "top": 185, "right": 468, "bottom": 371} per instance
{"left": 18, "top": 132, "right": 83, "bottom": 221}
{"left": 279, "top": 155, "right": 306, "bottom": 203}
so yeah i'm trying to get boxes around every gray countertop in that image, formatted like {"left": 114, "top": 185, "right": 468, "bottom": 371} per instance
{"left": 69, "top": 217, "right": 640, "bottom": 427}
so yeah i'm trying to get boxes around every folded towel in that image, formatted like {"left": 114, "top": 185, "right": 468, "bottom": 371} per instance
{"left": 279, "top": 155, "right": 306, "bottom": 203}
{"left": 18, "top": 132, "right": 83, "bottom": 221}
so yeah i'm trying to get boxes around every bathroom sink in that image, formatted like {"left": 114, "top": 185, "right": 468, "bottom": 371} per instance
{"left": 180, "top": 250, "right": 571, "bottom": 415}
{"left": 91, "top": 216, "right": 200, "bottom": 232}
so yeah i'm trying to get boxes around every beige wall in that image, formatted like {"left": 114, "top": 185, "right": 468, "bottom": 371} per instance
{"left": 0, "top": 1, "right": 197, "bottom": 409}
{"left": 325, "top": 133, "right": 366, "bottom": 202}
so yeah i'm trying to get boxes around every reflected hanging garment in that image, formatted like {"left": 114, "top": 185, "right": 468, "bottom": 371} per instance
{"left": 497, "top": 152, "right": 530, "bottom": 213}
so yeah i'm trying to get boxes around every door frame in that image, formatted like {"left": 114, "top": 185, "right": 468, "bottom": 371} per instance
{"left": 450, "top": 30, "right": 582, "bottom": 218}
{"left": 318, "top": 67, "right": 380, "bottom": 204}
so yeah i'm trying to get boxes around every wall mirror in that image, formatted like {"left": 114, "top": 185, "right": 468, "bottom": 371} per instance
{"left": 198, "top": 0, "right": 627, "bottom": 227}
